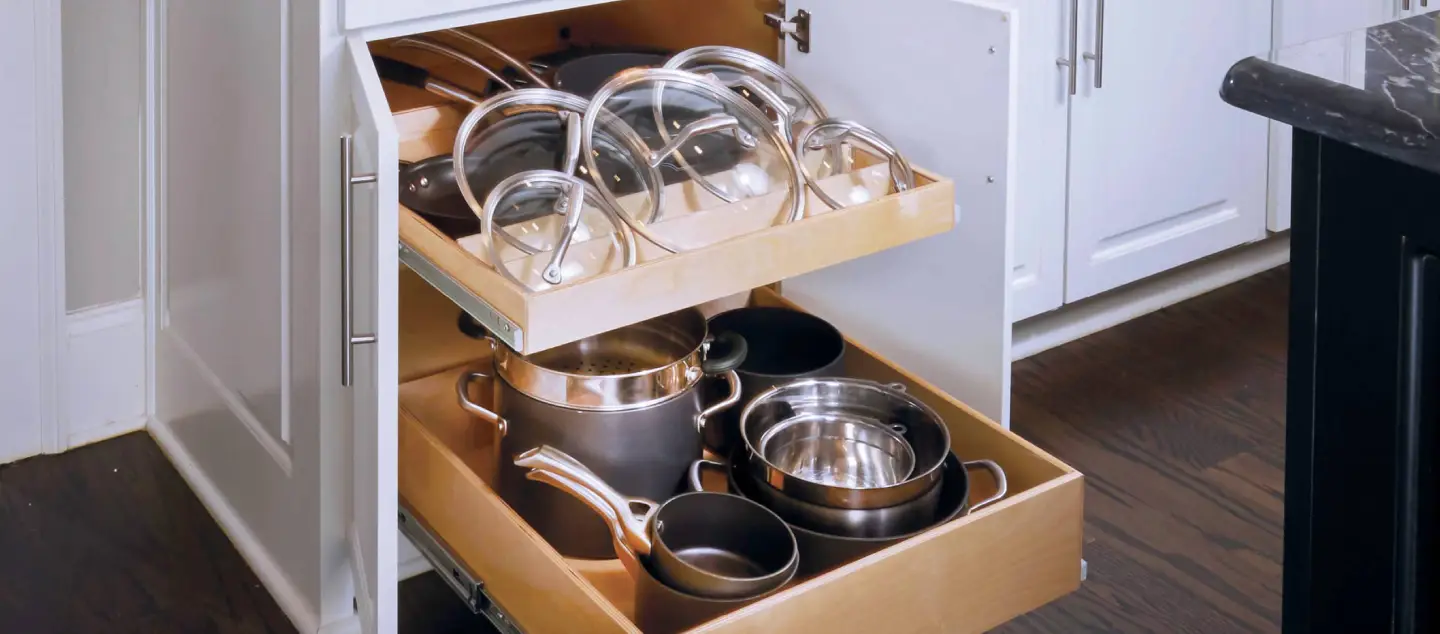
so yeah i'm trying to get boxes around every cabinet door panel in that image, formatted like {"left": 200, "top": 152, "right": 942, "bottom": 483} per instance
{"left": 344, "top": 35, "right": 400, "bottom": 634}
{"left": 1065, "top": 0, "right": 1271, "bottom": 301}
{"left": 154, "top": 0, "right": 329, "bottom": 625}
{"left": 782, "top": 0, "right": 1017, "bottom": 424}
{"left": 1008, "top": 0, "right": 1071, "bottom": 322}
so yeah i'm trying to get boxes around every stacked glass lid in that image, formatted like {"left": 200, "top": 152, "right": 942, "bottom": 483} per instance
{"left": 450, "top": 45, "right": 919, "bottom": 291}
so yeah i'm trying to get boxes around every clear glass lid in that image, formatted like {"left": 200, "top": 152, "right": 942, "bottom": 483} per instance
{"left": 452, "top": 88, "right": 660, "bottom": 260}
{"left": 580, "top": 68, "right": 806, "bottom": 253}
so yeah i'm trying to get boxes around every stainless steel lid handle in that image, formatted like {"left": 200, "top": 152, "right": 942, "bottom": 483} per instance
{"left": 794, "top": 118, "right": 916, "bottom": 211}
{"left": 647, "top": 113, "right": 758, "bottom": 169}
{"left": 481, "top": 169, "right": 638, "bottom": 289}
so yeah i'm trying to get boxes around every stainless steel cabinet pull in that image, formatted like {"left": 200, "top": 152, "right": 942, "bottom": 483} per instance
{"left": 1405, "top": 0, "right": 1412, "bottom": 11}
{"left": 340, "top": 135, "right": 378, "bottom": 387}
{"left": 1081, "top": 0, "right": 1105, "bottom": 89}
{"left": 1056, "top": 0, "right": 1080, "bottom": 95}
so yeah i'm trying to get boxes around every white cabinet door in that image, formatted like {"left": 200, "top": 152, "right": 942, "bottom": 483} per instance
{"left": 153, "top": 0, "right": 340, "bottom": 631}
{"left": 1006, "top": 0, "right": 1072, "bottom": 322}
{"left": 781, "top": 0, "right": 1018, "bottom": 424}
{"left": 343, "top": 36, "right": 400, "bottom": 634}
{"left": 1064, "top": 0, "right": 1271, "bottom": 301}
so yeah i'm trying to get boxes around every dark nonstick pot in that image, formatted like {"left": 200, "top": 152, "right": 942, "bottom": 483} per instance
{"left": 720, "top": 451, "right": 1006, "bottom": 577}
{"left": 702, "top": 307, "right": 846, "bottom": 454}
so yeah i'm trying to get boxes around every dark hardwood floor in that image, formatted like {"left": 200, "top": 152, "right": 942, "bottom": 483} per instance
{"left": 0, "top": 267, "right": 1289, "bottom": 633}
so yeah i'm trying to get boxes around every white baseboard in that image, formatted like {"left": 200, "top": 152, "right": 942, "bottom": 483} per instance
{"left": 148, "top": 418, "right": 322, "bottom": 634}
{"left": 1013, "top": 234, "right": 1291, "bottom": 360}
{"left": 65, "top": 298, "right": 147, "bottom": 450}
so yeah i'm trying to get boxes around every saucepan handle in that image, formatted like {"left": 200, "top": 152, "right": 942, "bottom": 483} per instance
{"left": 526, "top": 469, "right": 642, "bottom": 579}
{"left": 514, "top": 445, "right": 658, "bottom": 557}
{"left": 962, "top": 459, "right": 1009, "bottom": 512}
{"left": 456, "top": 371, "right": 507, "bottom": 437}
{"left": 687, "top": 458, "right": 730, "bottom": 492}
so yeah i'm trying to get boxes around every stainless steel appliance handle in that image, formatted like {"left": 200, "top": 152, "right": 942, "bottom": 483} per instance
{"left": 1404, "top": 0, "right": 1412, "bottom": 10}
{"left": 1081, "top": 0, "right": 1105, "bottom": 89}
{"left": 340, "top": 135, "right": 378, "bottom": 387}
{"left": 1056, "top": 0, "right": 1080, "bottom": 95}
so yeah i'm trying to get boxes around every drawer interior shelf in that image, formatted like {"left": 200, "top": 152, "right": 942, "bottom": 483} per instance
{"left": 370, "top": 1, "right": 958, "bottom": 355}
{"left": 395, "top": 275, "right": 1083, "bottom": 633}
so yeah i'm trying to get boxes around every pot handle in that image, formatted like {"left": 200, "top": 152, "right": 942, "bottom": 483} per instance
{"left": 514, "top": 446, "right": 657, "bottom": 558}
{"left": 527, "top": 469, "right": 642, "bottom": 578}
{"left": 456, "top": 371, "right": 507, "bottom": 437}
{"left": 687, "top": 458, "right": 729, "bottom": 492}
{"left": 695, "top": 370, "right": 742, "bottom": 435}
{"left": 702, "top": 331, "right": 748, "bottom": 374}
{"left": 962, "top": 460, "right": 1008, "bottom": 512}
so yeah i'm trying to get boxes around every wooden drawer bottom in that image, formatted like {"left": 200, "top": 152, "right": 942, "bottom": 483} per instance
{"left": 397, "top": 288, "right": 1083, "bottom": 633}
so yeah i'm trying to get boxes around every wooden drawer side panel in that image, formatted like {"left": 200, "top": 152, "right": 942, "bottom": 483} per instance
{"left": 698, "top": 475, "right": 1084, "bottom": 634}
{"left": 399, "top": 409, "right": 634, "bottom": 634}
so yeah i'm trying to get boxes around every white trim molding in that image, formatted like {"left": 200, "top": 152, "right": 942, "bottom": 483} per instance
{"left": 1014, "top": 234, "right": 1291, "bottom": 360}
{"left": 148, "top": 418, "right": 322, "bottom": 634}
{"left": 65, "top": 299, "right": 147, "bottom": 449}
{"left": 35, "top": 0, "right": 68, "bottom": 458}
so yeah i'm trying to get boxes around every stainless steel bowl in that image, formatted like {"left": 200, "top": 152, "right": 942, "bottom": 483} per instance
{"left": 740, "top": 378, "right": 951, "bottom": 510}
{"left": 756, "top": 412, "right": 914, "bottom": 489}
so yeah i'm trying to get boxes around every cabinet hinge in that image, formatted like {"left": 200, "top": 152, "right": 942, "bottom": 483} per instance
{"left": 399, "top": 504, "right": 524, "bottom": 634}
{"left": 765, "top": 9, "right": 811, "bottom": 54}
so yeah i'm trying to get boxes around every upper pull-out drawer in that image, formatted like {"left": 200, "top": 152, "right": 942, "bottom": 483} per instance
{"left": 343, "top": 0, "right": 610, "bottom": 33}
{"left": 346, "top": 0, "right": 1013, "bottom": 355}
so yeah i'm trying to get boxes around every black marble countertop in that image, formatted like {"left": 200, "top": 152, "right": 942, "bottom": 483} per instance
{"left": 1221, "top": 13, "right": 1440, "bottom": 173}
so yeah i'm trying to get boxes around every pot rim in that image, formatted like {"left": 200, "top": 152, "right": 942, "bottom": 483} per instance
{"left": 705, "top": 306, "right": 846, "bottom": 379}
{"left": 652, "top": 491, "right": 800, "bottom": 587}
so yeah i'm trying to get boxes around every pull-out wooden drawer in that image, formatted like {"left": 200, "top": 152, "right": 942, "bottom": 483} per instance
{"left": 346, "top": 0, "right": 1014, "bottom": 355}
{"left": 395, "top": 285, "right": 1083, "bottom": 633}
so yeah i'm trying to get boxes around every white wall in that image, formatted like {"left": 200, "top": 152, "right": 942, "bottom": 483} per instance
{"left": 62, "top": 0, "right": 143, "bottom": 311}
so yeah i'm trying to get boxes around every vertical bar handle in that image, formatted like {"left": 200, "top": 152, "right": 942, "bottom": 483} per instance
{"left": 340, "top": 135, "right": 377, "bottom": 387}
{"left": 1082, "top": 0, "right": 1105, "bottom": 89}
{"left": 1404, "top": 0, "right": 1412, "bottom": 11}
{"left": 1056, "top": 0, "right": 1080, "bottom": 95}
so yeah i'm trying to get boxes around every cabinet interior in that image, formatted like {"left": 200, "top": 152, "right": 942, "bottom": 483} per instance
{"left": 370, "top": 0, "right": 782, "bottom": 114}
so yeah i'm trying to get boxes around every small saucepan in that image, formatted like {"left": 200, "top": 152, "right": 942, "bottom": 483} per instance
{"left": 514, "top": 445, "right": 798, "bottom": 600}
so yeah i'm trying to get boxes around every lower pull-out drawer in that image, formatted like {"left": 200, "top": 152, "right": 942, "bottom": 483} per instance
{"left": 396, "top": 286, "right": 1083, "bottom": 633}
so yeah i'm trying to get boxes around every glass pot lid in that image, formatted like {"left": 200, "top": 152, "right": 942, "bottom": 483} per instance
{"left": 664, "top": 46, "right": 829, "bottom": 144}
{"left": 580, "top": 68, "right": 806, "bottom": 254}
{"left": 793, "top": 118, "right": 916, "bottom": 211}
{"left": 452, "top": 88, "right": 661, "bottom": 260}
{"left": 481, "top": 169, "right": 638, "bottom": 290}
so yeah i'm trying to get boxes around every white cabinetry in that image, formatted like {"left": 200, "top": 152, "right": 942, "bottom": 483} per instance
{"left": 152, "top": 1, "right": 1036, "bottom": 632}
{"left": 1009, "top": 0, "right": 1272, "bottom": 315}
{"left": 1064, "top": 0, "right": 1271, "bottom": 300}
{"left": 1267, "top": 0, "right": 1394, "bottom": 232}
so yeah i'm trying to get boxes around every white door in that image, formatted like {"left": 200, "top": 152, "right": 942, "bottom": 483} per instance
{"left": 781, "top": 0, "right": 1019, "bottom": 424}
{"left": 343, "top": 36, "right": 400, "bottom": 634}
{"left": 152, "top": 1, "right": 341, "bottom": 631}
{"left": 0, "top": 0, "right": 48, "bottom": 464}
{"left": 1064, "top": 0, "right": 1271, "bottom": 301}
{"left": 1005, "top": 0, "right": 1073, "bottom": 322}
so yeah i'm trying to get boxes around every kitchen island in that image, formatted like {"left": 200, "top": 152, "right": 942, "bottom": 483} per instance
{"left": 1221, "top": 13, "right": 1440, "bottom": 634}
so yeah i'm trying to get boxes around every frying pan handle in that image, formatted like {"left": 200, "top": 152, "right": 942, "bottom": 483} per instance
{"left": 526, "top": 470, "right": 642, "bottom": 578}
{"left": 962, "top": 460, "right": 1008, "bottom": 512}
{"left": 687, "top": 458, "right": 729, "bottom": 492}
{"left": 514, "top": 446, "right": 657, "bottom": 557}
{"left": 456, "top": 371, "right": 507, "bottom": 437}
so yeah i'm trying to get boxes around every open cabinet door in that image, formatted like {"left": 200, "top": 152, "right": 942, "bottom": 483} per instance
{"left": 344, "top": 36, "right": 399, "bottom": 634}
{"left": 780, "top": 0, "right": 1018, "bottom": 424}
